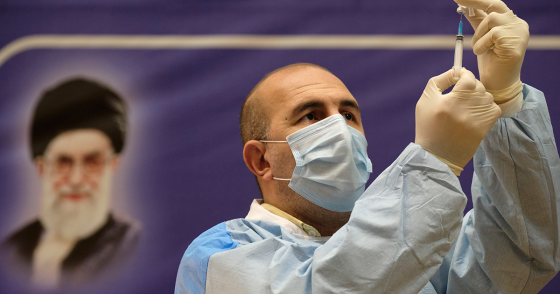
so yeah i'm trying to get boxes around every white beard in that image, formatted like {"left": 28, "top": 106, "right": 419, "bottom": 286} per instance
{"left": 39, "top": 173, "right": 111, "bottom": 241}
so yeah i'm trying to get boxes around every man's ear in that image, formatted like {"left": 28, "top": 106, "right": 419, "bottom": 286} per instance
{"left": 35, "top": 157, "right": 45, "bottom": 177}
{"left": 243, "top": 140, "right": 273, "bottom": 181}
{"left": 111, "top": 156, "right": 121, "bottom": 172}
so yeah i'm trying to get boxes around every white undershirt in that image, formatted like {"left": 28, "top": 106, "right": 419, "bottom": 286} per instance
{"left": 245, "top": 199, "right": 330, "bottom": 241}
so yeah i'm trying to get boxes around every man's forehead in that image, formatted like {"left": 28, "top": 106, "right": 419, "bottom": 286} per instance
{"left": 258, "top": 66, "right": 353, "bottom": 108}
{"left": 45, "top": 129, "right": 113, "bottom": 156}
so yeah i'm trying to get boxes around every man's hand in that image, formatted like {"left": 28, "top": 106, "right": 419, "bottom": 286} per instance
{"left": 415, "top": 68, "right": 501, "bottom": 175}
{"left": 455, "top": 0, "right": 529, "bottom": 101}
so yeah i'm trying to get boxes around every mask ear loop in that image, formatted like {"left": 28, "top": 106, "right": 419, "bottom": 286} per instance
{"left": 259, "top": 140, "right": 291, "bottom": 181}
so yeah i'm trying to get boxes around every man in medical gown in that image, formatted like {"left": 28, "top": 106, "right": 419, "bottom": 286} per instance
{"left": 175, "top": 0, "right": 560, "bottom": 292}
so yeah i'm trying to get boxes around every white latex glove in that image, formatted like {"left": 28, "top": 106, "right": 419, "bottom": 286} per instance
{"left": 415, "top": 68, "right": 502, "bottom": 175}
{"left": 454, "top": 0, "right": 529, "bottom": 103}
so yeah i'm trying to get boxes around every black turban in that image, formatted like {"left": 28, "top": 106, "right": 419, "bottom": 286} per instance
{"left": 30, "top": 78, "right": 127, "bottom": 158}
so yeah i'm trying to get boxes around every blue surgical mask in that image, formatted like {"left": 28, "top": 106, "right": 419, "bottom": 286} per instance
{"left": 261, "top": 114, "right": 372, "bottom": 212}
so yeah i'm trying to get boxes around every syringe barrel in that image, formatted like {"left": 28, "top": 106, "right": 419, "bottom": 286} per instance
{"left": 453, "top": 36, "right": 464, "bottom": 78}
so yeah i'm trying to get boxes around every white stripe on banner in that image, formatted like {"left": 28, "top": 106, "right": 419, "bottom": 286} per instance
{"left": 1, "top": 34, "right": 559, "bottom": 67}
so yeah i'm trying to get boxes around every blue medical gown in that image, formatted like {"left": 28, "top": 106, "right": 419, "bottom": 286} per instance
{"left": 175, "top": 85, "right": 559, "bottom": 293}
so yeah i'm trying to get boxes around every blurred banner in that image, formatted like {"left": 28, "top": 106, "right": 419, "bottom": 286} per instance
{"left": 0, "top": 1, "right": 559, "bottom": 293}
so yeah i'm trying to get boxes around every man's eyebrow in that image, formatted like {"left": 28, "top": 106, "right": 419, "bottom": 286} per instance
{"left": 84, "top": 151, "right": 102, "bottom": 158}
{"left": 291, "top": 99, "right": 361, "bottom": 117}
{"left": 291, "top": 100, "right": 325, "bottom": 117}
{"left": 55, "top": 154, "right": 73, "bottom": 160}
{"left": 340, "top": 99, "right": 360, "bottom": 112}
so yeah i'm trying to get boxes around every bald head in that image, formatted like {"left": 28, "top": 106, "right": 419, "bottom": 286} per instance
{"left": 239, "top": 63, "right": 332, "bottom": 145}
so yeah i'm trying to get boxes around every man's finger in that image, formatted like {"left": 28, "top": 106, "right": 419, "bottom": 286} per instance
{"left": 432, "top": 69, "right": 458, "bottom": 92}
{"left": 463, "top": 8, "right": 487, "bottom": 31}
{"left": 472, "top": 27, "right": 497, "bottom": 55}
{"left": 472, "top": 11, "right": 515, "bottom": 46}
{"left": 474, "top": 79, "right": 487, "bottom": 94}
{"left": 454, "top": 0, "right": 510, "bottom": 14}
{"left": 453, "top": 68, "right": 478, "bottom": 91}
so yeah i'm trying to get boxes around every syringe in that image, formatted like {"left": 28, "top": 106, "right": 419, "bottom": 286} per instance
{"left": 453, "top": 15, "right": 464, "bottom": 80}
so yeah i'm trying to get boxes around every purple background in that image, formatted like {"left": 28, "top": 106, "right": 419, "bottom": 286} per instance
{"left": 0, "top": 0, "right": 558, "bottom": 293}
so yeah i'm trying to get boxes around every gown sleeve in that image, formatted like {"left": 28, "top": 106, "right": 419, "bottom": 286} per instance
{"left": 430, "top": 85, "right": 560, "bottom": 294}
{"left": 177, "top": 142, "right": 469, "bottom": 294}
